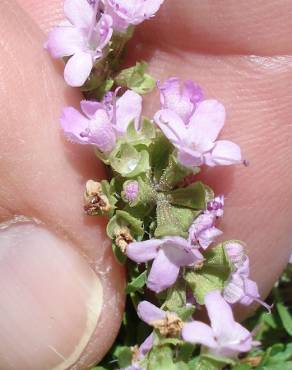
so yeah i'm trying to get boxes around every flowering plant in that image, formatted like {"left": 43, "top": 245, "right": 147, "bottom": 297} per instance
{"left": 45, "top": 1, "right": 278, "bottom": 369}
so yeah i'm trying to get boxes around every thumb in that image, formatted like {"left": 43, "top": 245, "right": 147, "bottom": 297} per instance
{"left": 0, "top": 1, "right": 124, "bottom": 369}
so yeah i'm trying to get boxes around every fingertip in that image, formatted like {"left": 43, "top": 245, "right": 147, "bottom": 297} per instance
{"left": 17, "top": 0, "right": 64, "bottom": 33}
{"left": 0, "top": 220, "right": 103, "bottom": 370}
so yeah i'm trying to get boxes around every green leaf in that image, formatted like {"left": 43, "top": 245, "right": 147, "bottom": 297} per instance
{"left": 80, "top": 69, "right": 107, "bottom": 93}
{"left": 84, "top": 78, "right": 114, "bottom": 99}
{"left": 90, "top": 367, "right": 107, "bottom": 370}
{"left": 189, "top": 356, "right": 224, "bottom": 370}
{"left": 149, "top": 133, "right": 174, "bottom": 181}
{"left": 184, "top": 243, "right": 231, "bottom": 304}
{"left": 148, "top": 346, "right": 177, "bottom": 370}
{"left": 276, "top": 302, "right": 292, "bottom": 336}
{"left": 115, "top": 61, "right": 156, "bottom": 94}
{"left": 124, "top": 118, "right": 156, "bottom": 147}
{"left": 124, "top": 202, "right": 156, "bottom": 221}
{"left": 259, "top": 363, "right": 292, "bottom": 370}
{"left": 154, "top": 193, "right": 200, "bottom": 238}
{"left": 175, "top": 362, "right": 190, "bottom": 370}
{"left": 176, "top": 305, "right": 196, "bottom": 321}
{"left": 155, "top": 195, "right": 186, "bottom": 237}
{"left": 171, "top": 207, "right": 200, "bottom": 234}
{"left": 163, "top": 279, "right": 195, "bottom": 320}
{"left": 260, "top": 343, "right": 292, "bottom": 366}
{"left": 116, "top": 210, "right": 144, "bottom": 236}
{"left": 190, "top": 354, "right": 236, "bottom": 370}
{"left": 260, "top": 343, "right": 283, "bottom": 366}
{"left": 94, "top": 147, "right": 110, "bottom": 164}
{"left": 232, "top": 365, "right": 252, "bottom": 370}
{"left": 112, "top": 242, "right": 127, "bottom": 264}
{"left": 125, "top": 270, "right": 147, "bottom": 294}
{"left": 113, "top": 346, "right": 133, "bottom": 368}
{"left": 204, "top": 184, "right": 215, "bottom": 203}
{"left": 158, "top": 154, "right": 194, "bottom": 191}
{"left": 107, "top": 210, "right": 144, "bottom": 263}
{"left": 158, "top": 337, "right": 184, "bottom": 346}
{"left": 262, "top": 311, "right": 278, "bottom": 329}
{"left": 140, "top": 117, "right": 157, "bottom": 140}
{"left": 101, "top": 179, "right": 117, "bottom": 216}
{"left": 177, "top": 342, "right": 195, "bottom": 363}
{"left": 201, "top": 354, "right": 236, "bottom": 366}
{"left": 275, "top": 364, "right": 292, "bottom": 370}
{"left": 164, "top": 279, "right": 187, "bottom": 312}
{"left": 110, "top": 143, "right": 150, "bottom": 178}
{"left": 167, "top": 182, "right": 206, "bottom": 210}
{"left": 107, "top": 210, "right": 144, "bottom": 239}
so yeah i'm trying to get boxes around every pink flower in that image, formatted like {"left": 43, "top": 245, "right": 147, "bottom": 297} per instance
{"left": 46, "top": 0, "right": 113, "bottom": 86}
{"left": 154, "top": 79, "right": 242, "bottom": 168}
{"left": 188, "top": 213, "right": 222, "bottom": 250}
{"left": 126, "top": 237, "right": 203, "bottom": 293}
{"left": 60, "top": 90, "right": 142, "bottom": 152}
{"left": 158, "top": 77, "right": 203, "bottom": 124}
{"left": 223, "top": 242, "right": 272, "bottom": 312}
{"left": 207, "top": 195, "right": 224, "bottom": 218}
{"left": 182, "top": 291, "right": 254, "bottom": 358}
{"left": 104, "top": 0, "right": 165, "bottom": 31}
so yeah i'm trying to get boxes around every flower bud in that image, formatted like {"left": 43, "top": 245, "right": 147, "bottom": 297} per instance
{"left": 123, "top": 180, "right": 139, "bottom": 203}
{"left": 207, "top": 195, "right": 224, "bottom": 217}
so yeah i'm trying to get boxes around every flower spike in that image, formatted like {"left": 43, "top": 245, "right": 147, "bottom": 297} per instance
{"left": 45, "top": 2, "right": 271, "bottom": 367}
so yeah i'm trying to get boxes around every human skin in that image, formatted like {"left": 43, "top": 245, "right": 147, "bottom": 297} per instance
{"left": 0, "top": 0, "right": 291, "bottom": 369}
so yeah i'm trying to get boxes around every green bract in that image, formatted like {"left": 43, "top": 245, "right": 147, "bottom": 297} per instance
{"left": 158, "top": 154, "right": 196, "bottom": 191}
{"left": 115, "top": 62, "right": 156, "bottom": 95}
{"left": 124, "top": 119, "right": 156, "bottom": 147}
{"left": 126, "top": 270, "right": 147, "bottom": 294}
{"left": 100, "top": 179, "right": 117, "bottom": 216}
{"left": 113, "top": 346, "right": 133, "bottom": 368}
{"left": 163, "top": 280, "right": 195, "bottom": 321}
{"left": 166, "top": 182, "right": 206, "bottom": 209}
{"left": 107, "top": 210, "right": 144, "bottom": 239}
{"left": 147, "top": 346, "right": 177, "bottom": 370}
{"left": 184, "top": 243, "right": 232, "bottom": 304}
{"left": 110, "top": 143, "right": 150, "bottom": 178}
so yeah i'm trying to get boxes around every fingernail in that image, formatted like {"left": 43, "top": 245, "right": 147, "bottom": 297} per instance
{"left": 0, "top": 220, "right": 103, "bottom": 370}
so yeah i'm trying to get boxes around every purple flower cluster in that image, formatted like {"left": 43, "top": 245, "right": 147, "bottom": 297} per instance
{"left": 127, "top": 236, "right": 203, "bottom": 293}
{"left": 60, "top": 89, "right": 142, "bottom": 152}
{"left": 125, "top": 194, "right": 267, "bottom": 363}
{"left": 137, "top": 291, "right": 255, "bottom": 359}
{"left": 46, "top": 0, "right": 165, "bottom": 86}
{"left": 59, "top": 76, "right": 246, "bottom": 167}
{"left": 188, "top": 196, "right": 224, "bottom": 250}
{"left": 154, "top": 78, "right": 243, "bottom": 167}
{"left": 182, "top": 291, "right": 255, "bottom": 358}
{"left": 45, "top": 0, "right": 263, "bottom": 366}
{"left": 126, "top": 195, "right": 224, "bottom": 293}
